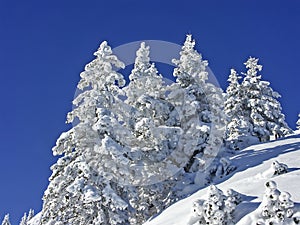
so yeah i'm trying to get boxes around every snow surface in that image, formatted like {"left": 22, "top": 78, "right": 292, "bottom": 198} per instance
{"left": 28, "top": 132, "right": 300, "bottom": 225}
{"left": 144, "top": 132, "right": 300, "bottom": 225}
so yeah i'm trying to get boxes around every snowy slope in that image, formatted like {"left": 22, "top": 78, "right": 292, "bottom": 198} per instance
{"left": 144, "top": 133, "right": 300, "bottom": 225}
{"left": 28, "top": 133, "right": 300, "bottom": 225}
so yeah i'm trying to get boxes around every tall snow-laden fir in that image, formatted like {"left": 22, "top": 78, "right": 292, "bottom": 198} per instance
{"left": 224, "top": 69, "right": 252, "bottom": 149}
{"left": 241, "top": 57, "right": 290, "bottom": 141}
{"left": 123, "top": 42, "right": 179, "bottom": 224}
{"left": 297, "top": 113, "right": 300, "bottom": 130}
{"left": 40, "top": 41, "right": 130, "bottom": 225}
{"left": 169, "top": 35, "right": 225, "bottom": 176}
{"left": 225, "top": 57, "right": 290, "bottom": 149}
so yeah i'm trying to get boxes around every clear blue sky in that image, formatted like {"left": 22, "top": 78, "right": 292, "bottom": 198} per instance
{"left": 1, "top": 0, "right": 300, "bottom": 223}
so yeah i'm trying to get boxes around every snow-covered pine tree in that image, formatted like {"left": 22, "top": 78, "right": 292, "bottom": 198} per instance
{"left": 40, "top": 41, "right": 130, "bottom": 225}
{"left": 242, "top": 57, "right": 291, "bottom": 141}
{"left": 19, "top": 213, "right": 27, "bottom": 225}
{"left": 125, "top": 42, "right": 165, "bottom": 107}
{"left": 1, "top": 214, "right": 11, "bottom": 225}
{"left": 224, "top": 69, "right": 252, "bottom": 149}
{"left": 27, "top": 209, "right": 34, "bottom": 222}
{"left": 123, "top": 42, "right": 180, "bottom": 224}
{"left": 224, "top": 69, "right": 242, "bottom": 120}
{"left": 297, "top": 113, "right": 300, "bottom": 130}
{"left": 169, "top": 35, "right": 225, "bottom": 176}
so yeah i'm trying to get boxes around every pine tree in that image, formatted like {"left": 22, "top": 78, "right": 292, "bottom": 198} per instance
{"left": 19, "top": 213, "right": 27, "bottom": 225}
{"left": 125, "top": 42, "right": 165, "bottom": 107}
{"left": 225, "top": 69, "right": 252, "bottom": 149}
{"left": 1, "top": 214, "right": 11, "bottom": 225}
{"left": 225, "top": 57, "right": 290, "bottom": 147}
{"left": 297, "top": 113, "right": 300, "bottom": 130}
{"left": 225, "top": 69, "right": 242, "bottom": 119}
{"left": 124, "top": 42, "right": 180, "bottom": 224}
{"left": 40, "top": 41, "right": 129, "bottom": 225}
{"left": 240, "top": 57, "right": 290, "bottom": 141}
{"left": 169, "top": 35, "right": 225, "bottom": 175}
{"left": 27, "top": 209, "right": 34, "bottom": 222}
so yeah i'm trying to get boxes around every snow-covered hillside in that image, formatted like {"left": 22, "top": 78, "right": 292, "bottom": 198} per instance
{"left": 144, "top": 132, "right": 300, "bottom": 225}
{"left": 28, "top": 133, "right": 300, "bottom": 225}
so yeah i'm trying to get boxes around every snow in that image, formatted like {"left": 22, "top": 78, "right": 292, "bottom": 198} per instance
{"left": 27, "top": 133, "right": 300, "bottom": 225}
{"left": 144, "top": 133, "right": 300, "bottom": 225}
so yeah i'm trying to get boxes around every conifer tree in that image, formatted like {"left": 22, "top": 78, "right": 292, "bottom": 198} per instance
{"left": 1, "top": 214, "right": 11, "bottom": 225}
{"left": 225, "top": 69, "right": 252, "bottom": 149}
{"left": 19, "top": 213, "right": 27, "bottom": 225}
{"left": 124, "top": 42, "right": 180, "bottom": 224}
{"left": 225, "top": 57, "right": 290, "bottom": 148}
{"left": 169, "top": 35, "right": 225, "bottom": 174}
{"left": 240, "top": 57, "right": 290, "bottom": 141}
{"left": 40, "top": 41, "right": 129, "bottom": 225}
{"left": 297, "top": 113, "right": 300, "bottom": 130}
{"left": 27, "top": 209, "right": 34, "bottom": 222}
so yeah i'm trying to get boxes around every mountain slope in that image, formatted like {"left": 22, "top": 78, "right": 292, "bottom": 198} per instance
{"left": 144, "top": 133, "right": 300, "bottom": 225}
{"left": 28, "top": 133, "right": 300, "bottom": 225}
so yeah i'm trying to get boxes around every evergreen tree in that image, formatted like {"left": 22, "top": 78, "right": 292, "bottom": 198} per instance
{"left": 225, "top": 69, "right": 252, "bottom": 149}
{"left": 19, "top": 213, "right": 27, "bottom": 225}
{"left": 27, "top": 209, "right": 34, "bottom": 222}
{"left": 1, "top": 214, "right": 11, "bottom": 225}
{"left": 124, "top": 42, "right": 180, "bottom": 224}
{"left": 225, "top": 57, "right": 290, "bottom": 148}
{"left": 40, "top": 41, "right": 129, "bottom": 225}
{"left": 297, "top": 113, "right": 300, "bottom": 130}
{"left": 224, "top": 69, "right": 242, "bottom": 119}
{"left": 125, "top": 42, "right": 165, "bottom": 107}
{"left": 240, "top": 57, "right": 290, "bottom": 141}
{"left": 169, "top": 35, "right": 225, "bottom": 175}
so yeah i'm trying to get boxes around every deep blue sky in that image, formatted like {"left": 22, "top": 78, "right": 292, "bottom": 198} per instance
{"left": 1, "top": 0, "right": 300, "bottom": 223}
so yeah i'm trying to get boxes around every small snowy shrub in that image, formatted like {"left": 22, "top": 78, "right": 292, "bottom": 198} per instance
{"left": 207, "top": 157, "right": 237, "bottom": 181}
{"left": 257, "top": 181, "right": 295, "bottom": 224}
{"left": 271, "top": 160, "right": 288, "bottom": 176}
{"left": 190, "top": 185, "right": 241, "bottom": 225}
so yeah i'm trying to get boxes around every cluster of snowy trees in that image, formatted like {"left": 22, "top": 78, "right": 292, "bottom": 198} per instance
{"left": 3, "top": 35, "right": 293, "bottom": 224}
{"left": 189, "top": 180, "right": 299, "bottom": 225}
{"left": 39, "top": 35, "right": 226, "bottom": 225}
{"left": 224, "top": 58, "right": 291, "bottom": 150}
{"left": 1, "top": 209, "right": 34, "bottom": 225}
